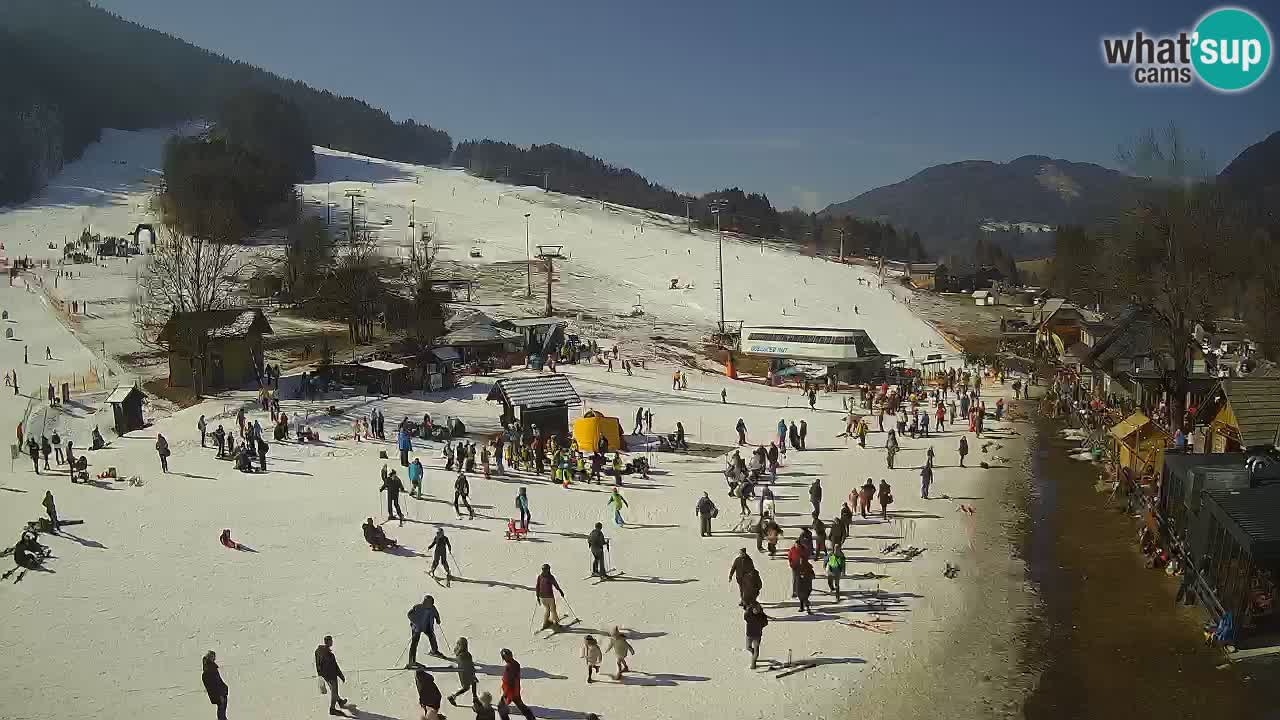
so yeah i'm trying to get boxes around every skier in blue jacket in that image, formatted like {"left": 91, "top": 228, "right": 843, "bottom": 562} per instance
{"left": 408, "top": 458, "right": 424, "bottom": 498}
{"left": 398, "top": 428, "right": 414, "bottom": 467}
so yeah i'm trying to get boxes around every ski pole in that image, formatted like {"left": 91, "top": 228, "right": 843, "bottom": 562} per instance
{"left": 448, "top": 548, "right": 464, "bottom": 574}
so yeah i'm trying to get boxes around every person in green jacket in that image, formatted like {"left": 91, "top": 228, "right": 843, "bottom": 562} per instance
{"left": 825, "top": 547, "right": 846, "bottom": 600}
{"left": 607, "top": 489, "right": 629, "bottom": 526}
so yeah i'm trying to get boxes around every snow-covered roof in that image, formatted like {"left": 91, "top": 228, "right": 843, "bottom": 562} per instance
{"left": 487, "top": 374, "right": 581, "bottom": 409}
{"left": 972, "top": 290, "right": 990, "bottom": 299}
{"left": 360, "top": 360, "right": 408, "bottom": 372}
{"left": 430, "top": 347, "right": 461, "bottom": 363}
{"left": 436, "top": 324, "right": 522, "bottom": 347}
{"left": 159, "top": 309, "right": 273, "bottom": 343}
{"left": 500, "top": 317, "right": 566, "bottom": 329}
{"left": 105, "top": 384, "right": 144, "bottom": 404}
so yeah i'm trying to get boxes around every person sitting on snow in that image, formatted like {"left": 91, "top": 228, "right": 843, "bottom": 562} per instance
{"left": 235, "top": 445, "right": 255, "bottom": 473}
{"left": 13, "top": 529, "right": 49, "bottom": 569}
{"left": 363, "top": 518, "right": 397, "bottom": 551}
{"left": 91, "top": 427, "right": 105, "bottom": 450}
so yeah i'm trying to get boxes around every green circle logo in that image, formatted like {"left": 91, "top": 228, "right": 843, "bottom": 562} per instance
{"left": 1192, "top": 7, "right": 1272, "bottom": 92}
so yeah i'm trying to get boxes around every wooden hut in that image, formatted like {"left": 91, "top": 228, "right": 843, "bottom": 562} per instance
{"left": 105, "top": 384, "right": 146, "bottom": 436}
{"left": 487, "top": 374, "right": 581, "bottom": 439}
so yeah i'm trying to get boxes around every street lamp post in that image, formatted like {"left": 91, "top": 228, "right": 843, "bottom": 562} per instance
{"left": 524, "top": 213, "right": 532, "bottom": 298}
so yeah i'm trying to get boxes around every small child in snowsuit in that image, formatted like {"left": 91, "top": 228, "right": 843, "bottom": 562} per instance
{"left": 605, "top": 626, "right": 634, "bottom": 681}
{"left": 581, "top": 636, "right": 603, "bottom": 683}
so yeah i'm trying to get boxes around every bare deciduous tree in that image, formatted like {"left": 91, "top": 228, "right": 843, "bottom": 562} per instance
{"left": 133, "top": 221, "right": 245, "bottom": 397}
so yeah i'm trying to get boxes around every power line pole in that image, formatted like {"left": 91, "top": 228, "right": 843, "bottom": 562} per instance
{"left": 710, "top": 199, "right": 728, "bottom": 335}
{"left": 541, "top": 170, "right": 550, "bottom": 191}
{"left": 524, "top": 213, "right": 533, "bottom": 298}
{"left": 683, "top": 196, "right": 693, "bottom": 233}
{"left": 838, "top": 228, "right": 845, "bottom": 263}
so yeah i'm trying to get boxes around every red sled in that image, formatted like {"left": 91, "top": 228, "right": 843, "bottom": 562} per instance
{"left": 505, "top": 519, "right": 529, "bottom": 541}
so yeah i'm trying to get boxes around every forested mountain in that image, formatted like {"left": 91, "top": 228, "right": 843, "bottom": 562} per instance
{"left": 0, "top": 0, "right": 450, "bottom": 205}
{"left": 453, "top": 140, "right": 929, "bottom": 261}
{"left": 822, "top": 155, "right": 1141, "bottom": 254}
{"left": 1219, "top": 130, "right": 1280, "bottom": 207}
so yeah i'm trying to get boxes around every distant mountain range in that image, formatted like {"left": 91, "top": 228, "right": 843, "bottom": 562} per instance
{"left": 823, "top": 132, "right": 1280, "bottom": 255}
{"left": 821, "top": 155, "right": 1141, "bottom": 253}
{"left": 1219, "top": 130, "right": 1280, "bottom": 197}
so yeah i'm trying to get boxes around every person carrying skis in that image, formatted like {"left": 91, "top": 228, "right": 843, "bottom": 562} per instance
{"left": 607, "top": 488, "right": 629, "bottom": 526}
{"left": 808, "top": 478, "right": 822, "bottom": 517}
{"left": 446, "top": 636, "right": 479, "bottom": 707}
{"left": 695, "top": 491, "right": 718, "bottom": 537}
{"left": 409, "top": 458, "right": 424, "bottom": 498}
{"left": 516, "top": 487, "right": 531, "bottom": 530}
{"left": 380, "top": 465, "right": 406, "bottom": 523}
{"left": 454, "top": 472, "right": 474, "bottom": 519}
{"left": 535, "top": 564, "right": 565, "bottom": 630}
{"left": 314, "top": 635, "right": 348, "bottom": 715}
{"left": 588, "top": 522, "right": 609, "bottom": 578}
{"left": 407, "top": 595, "right": 443, "bottom": 666}
{"left": 429, "top": 528, "right": 453, "bottom": 582}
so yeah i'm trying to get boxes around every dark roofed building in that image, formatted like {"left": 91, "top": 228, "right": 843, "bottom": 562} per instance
{"left": 158, "top": 309, "right": 272, "bottom": 390}
{"left": 487, "top": 373, "right": 581, "bottom": 439}
{"left": 105, "top": 384, "right": 146, "bottom": 436}
{"left": 1199, "top": 378, "right": 1280, "bottom": 452}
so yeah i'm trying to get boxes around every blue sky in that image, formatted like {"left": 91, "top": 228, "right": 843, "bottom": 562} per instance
{"left": 96, "top": 0, "right": 1279, "bottom": 210}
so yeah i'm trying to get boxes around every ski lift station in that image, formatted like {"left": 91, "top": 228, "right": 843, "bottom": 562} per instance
{"left": 739, "top": 325, "right": 887, "bottom": 383}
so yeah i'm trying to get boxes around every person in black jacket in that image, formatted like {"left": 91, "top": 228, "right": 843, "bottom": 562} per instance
{"left": 728, "top": 549, "right": 755, "bottom": 607}
{"left": 429, "top": 528, "right": 453, "bottom": 582}
{"left": 202, "top": 650, "right": 228, "bottom": 720}
{"left": 363, "top": 518, "right": 396, "bottom": 551}
{"left": 695, "top": 492, "right": 717, "bottom": 537}
{"left": 380, "top": 465, "right": 405, "bottom": 523}
{"left": 315, "top": 635, "right": 348, "bottom": 714}
{"left": 454, "top": 472, "right": 474, "bottom": 519}
{"left": 744, "top": 602, "right": 771, "bottom": 669}
{"left": 415, "top": 670, "right": 443, "bottom": 719}
{"left": 587, "top": 523, "right": 609, "bottom": 578}
{"left": 808, "top": 478, "right": 822, "bottom": 517}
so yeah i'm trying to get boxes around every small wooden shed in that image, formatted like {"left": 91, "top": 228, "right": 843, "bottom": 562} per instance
{"left": 106, "top": 384, "right": 146, "bottom": 436}
{"left": 487, "top": 374, "right": 581, "bottom": 439}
